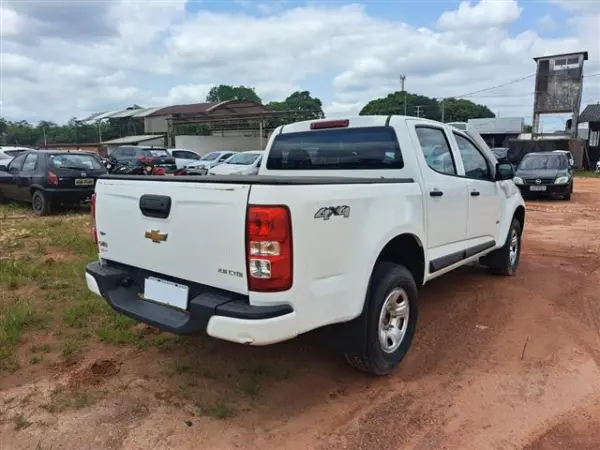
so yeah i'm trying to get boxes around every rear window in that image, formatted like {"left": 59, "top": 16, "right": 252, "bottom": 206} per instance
{"left": 49, "top": 154, "right": 103, "bottom": 170}
{"left": 267, "top": 127, "right": 403, "bottom": 170}
{"left": 143, "top": 148, "right": 170, "bottom": 157}
{"left": 4, "top": 150, "right": 26, "bottom": 157}
{"left": 202, "top": 152, "right": 219, "bottom": 161}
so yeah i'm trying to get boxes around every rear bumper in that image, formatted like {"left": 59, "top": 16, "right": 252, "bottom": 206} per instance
{"left": 44, "top": 188, "right": 95, "bottom": 203}
{"left": 85, "top": 261, "right": 297, "bottom": 345}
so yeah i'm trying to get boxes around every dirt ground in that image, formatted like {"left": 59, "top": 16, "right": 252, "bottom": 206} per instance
{"left": 2, "top": 178, "right": 600, "bottom": 450}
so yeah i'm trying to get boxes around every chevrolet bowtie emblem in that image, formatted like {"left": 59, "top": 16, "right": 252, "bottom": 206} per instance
{"left": 145, "top": 229, "right": 168, "bottom": 243}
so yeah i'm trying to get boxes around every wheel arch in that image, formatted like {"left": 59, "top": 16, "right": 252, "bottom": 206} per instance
{"left": 373, "top": 233, "right": 426, "bottom": 288}
{"left": 513, "top": 205, "right": 525, "bottom": 232}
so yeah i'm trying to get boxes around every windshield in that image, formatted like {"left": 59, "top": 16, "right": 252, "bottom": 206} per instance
{"left": 518, "top": 154, "right": 567, "bottom": 171}
{"left": 201, "top": 152, "right": 219, "bottom": 161}
{"left": 49, "top": 154, "right": 104, "bottom": 170}
{"left": 227, "top": 153, "right": 261, "bottom": 165}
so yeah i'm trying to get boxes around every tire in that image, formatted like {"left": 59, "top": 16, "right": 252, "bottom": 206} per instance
{"left": 344, "top": 262, "right": 418, "bottom": 376}
{"left": 0, "top": 189, "right": 6, "bottom": 204}
{"left": 31, "top": 190, "right": 51, "bottom": 216}
{"left": 486, "top": 218, "right": 522, "bottom": 276}
{"left": 564, "top": 192, "right": 571, "bottom": 201}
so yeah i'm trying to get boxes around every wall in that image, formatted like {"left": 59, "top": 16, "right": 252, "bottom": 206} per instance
{"left": 174, "top": 135, "right": 267, "bottom": 155}
{"left": 144, "top": 116, "right": 169, "bottom": 134}
{"left": 507, "top": 138, "right": 586, "bottom": 168}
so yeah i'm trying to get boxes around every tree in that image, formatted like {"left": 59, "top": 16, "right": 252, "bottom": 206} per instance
{"left": 439, "top": 98, "right": 495, "bottom": 122}
{"left": 359, "top": 91, "right": 495, "bottom": 123}
{"left": 266, "top": 91, "right": 324, "bottom": 126}
{"left": 206, "top": 85, "right": 262, "bottom": 103}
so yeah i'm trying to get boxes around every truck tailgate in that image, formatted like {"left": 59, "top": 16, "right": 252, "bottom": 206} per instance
{"left": 94, "top": 178, "right": 250, "bottom": 295}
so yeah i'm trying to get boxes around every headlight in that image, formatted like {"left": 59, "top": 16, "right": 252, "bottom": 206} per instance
{"left": 554, "top": 176, "right": 570, "bottom": 184}
{"left": 513, "top": 176, "right": 523, "bottom": 185}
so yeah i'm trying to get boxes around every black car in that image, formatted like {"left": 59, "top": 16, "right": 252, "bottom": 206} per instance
{"left": 513, "top": 151, "right": 573, "bottom": 200}
{"left": 0, "top": 150, "right": 107, "bottom": 215}
{"left": 107, "top": 145, "right": 177, "bottom": 174}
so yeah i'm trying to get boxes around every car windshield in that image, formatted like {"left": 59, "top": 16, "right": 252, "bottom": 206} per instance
{"left": 518, "top": 154, "right": 567, "bottom": 170}
{"left": 201, "top": 152, "right": 219, "bottom": 161}
{"left": 49, "top": 154, "right": 103, "bottom": 170}
{"left": 144, "top": 148, "right": 170, "bottom": 157}
{"left": 227, "top": 153, "right": 261, "bottom": 165}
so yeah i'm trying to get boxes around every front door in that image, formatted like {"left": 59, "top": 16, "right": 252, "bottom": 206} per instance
{"left": 0, "top": 153, "right": 27, "bottom": 201}
{"left": 409, "top": 123, "right": 468, "bottom": 266}
{"left": 16, "top": 153, "right": 40, "bottom": 202}
{"left": 451, "top": 132, "right": 502, "bottom": 247}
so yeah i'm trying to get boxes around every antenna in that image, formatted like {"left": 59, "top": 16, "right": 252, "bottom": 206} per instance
{"left": 399, "top": 74, "right": 406, "bottom": 92}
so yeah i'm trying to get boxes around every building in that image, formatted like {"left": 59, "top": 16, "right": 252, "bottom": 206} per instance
{"left": 578, "top": 103, "right": 600, "bottom": 168}
{"left": 467, "top": 117, "right": 524, "bottom": 148}
{"left": 531, "top": 51, "right": 588, "bottom": 136}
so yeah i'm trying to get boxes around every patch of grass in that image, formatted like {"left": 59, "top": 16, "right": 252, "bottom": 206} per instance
{"left": 29, "top": 355, "right": 42, "bottom": 365}
{"left": 574, "top": 169, "right": 600, "bottom": 178}
{"left": 166, "top": 358, "right": 191, "bottom": 375}
{"left": 12, "top": 413, "right": 33, "bottom": 431}
{"left": 40, "top": 386, "right": 95, "bottom": 413}
{"left": 95, "top": 313, "right": 148, "bottom": 347}
{"left": 60, "top": 340, "right": 82, "bottom": 358}
{"left": 73, "top": 391, "right": 91, "bottom": 409}
{"left": 62, "top": 296, "right": 107, "bottom": 329}
{"left": 30, "top": 344, "right": 52, "bottom": 354}
{"left": 196, "top": 400, "right": 236, "bottom": 420}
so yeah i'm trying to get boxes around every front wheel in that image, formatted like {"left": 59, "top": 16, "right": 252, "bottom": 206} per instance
{"left": 344, "top": 262, "right": 418, "bottom": 375}
{"left": 485, "top": 218, "right": 522, "bottom": 276}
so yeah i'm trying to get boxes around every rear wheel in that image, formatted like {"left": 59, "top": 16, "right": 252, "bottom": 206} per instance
{"left": 0, "top": 189, "right": 6, "bottom": 204}
{"left": 32, "top": 190, "right": 51, "bottom": 216}
{"left": 344, "top": 262, "right": 418, "bottom": 375}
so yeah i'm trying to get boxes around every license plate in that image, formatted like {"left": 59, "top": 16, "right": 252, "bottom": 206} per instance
{"left": 75, "top": 178, "right": 94, "bottom": 186}
{"left": 143, "top": 277, "right": 189, "bottom": 310}
{"left": 530, "top": 185, "right": 547, "bottom": 192}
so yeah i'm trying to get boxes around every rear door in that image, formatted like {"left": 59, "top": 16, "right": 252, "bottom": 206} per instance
{"left": 48, "top": 153, "right": 107, "bottom": 190}
{"left": 410, "top": 123, "right": 468, "bottom": 264}
{"left": 450, "top": 131, "right": 502, "bottom": 248}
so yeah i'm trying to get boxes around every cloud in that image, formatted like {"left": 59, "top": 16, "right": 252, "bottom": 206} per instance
{"left": 437, "top": 0, "right": 522, "bottom": 30}
{"left": 537, "top": 13, "right": 557, "bottom": 30}
{"left": 0, "top": 0, "right": 598, "bottom": 126}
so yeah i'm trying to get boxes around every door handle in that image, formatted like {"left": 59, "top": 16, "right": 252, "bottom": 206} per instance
{"left": 470, "top": 190, "right": 480, "bottom": 197}
{"left": 430, "top": 190, "right": 443, "bottom": 197}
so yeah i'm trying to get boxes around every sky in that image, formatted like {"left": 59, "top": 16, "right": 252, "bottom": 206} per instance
{"left": 1, "top": 0, "right": 599, "bottom": 131}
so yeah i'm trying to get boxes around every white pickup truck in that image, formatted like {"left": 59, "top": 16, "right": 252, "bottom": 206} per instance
{"left": 85, "top": 116, "right": 525, "bottom": 375}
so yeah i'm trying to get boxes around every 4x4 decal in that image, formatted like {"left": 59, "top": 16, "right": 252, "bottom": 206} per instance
{"left": 314, "top": 206, "right": 351, "bottom": 220}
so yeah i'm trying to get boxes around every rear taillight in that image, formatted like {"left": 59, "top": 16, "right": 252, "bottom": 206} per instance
{"left": 246, "top": 205, "right": 292, "bottom": 292}
{"left": 91, "top": 193, "right": 98, "bottom": 244}
{"left": 48, "top": 170, "right": 58, "bottom": 186}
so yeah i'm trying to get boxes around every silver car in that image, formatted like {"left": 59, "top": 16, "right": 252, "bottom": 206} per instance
{"left": 0, "top": 146, "right": 30, "bottom": 163}
{"left": 185, "top": 150, "right": 237, "bottom": 175}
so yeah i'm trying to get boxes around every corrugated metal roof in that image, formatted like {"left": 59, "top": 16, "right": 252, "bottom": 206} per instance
{"left": 101, "top": 135, "right": 165, "bottom": 145}
{"left": 130, "top": 107, "right": 163, "bottom": 118}
{"left": 108, "top": 108, "right": 145, "bottom": 119}
{"left": 80, "top": 111, "right": 109, "bottom": 122}
{"left": 579, "top": 104, "right": 600, "bottom": 123}
{"left": 92, "top": 109, "right": 129, "bottom": 121}
{"left": 149, "top": 102, "right": 217, "bottom": 117}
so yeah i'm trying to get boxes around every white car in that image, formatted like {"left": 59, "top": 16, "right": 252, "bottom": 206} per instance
{"left": 208, "top": 151, "right": 263, "bottom": 176}
{"left": 86, "top": 115, "right": 525, "bottom": 375}
{"left": 184, "top": 150, "right": 237, "bottom": 174}
{"left": 167, "top": 148, "right": 203, "bottom": 169}
{"left": 0, "top": 146, "right": 30, "bottom": 163}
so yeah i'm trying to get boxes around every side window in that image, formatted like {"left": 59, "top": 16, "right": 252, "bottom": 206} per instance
{"left": 171, "top": 151, "right": 184, "bottom": 158}
{"left": 22, "top": 153, "right": 38, "bottom": 172}
{"left": 453, "top": 133, "right": 491, "bottom": 180}
{"left": 219, "top": 153, "right": 232, "bottom": 161}
{"left": 415, "top": 127, "right": 456, "bottom": 175}
{"left": 7, "top": 153, "right": 27, "bottom": 172}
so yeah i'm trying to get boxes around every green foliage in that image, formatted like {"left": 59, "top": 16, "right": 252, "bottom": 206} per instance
{"left": 265, "top": 90, "right": 324, "bottom": 127}
{"left": 206, "top": 84, "right": 262, "bottom": 103}
{"left": 359, "top": 91, "right": 494, "bottom": 122}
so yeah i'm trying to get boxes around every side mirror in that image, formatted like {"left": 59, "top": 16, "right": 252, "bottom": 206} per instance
{"left": 0, "top": 165, "right": 7, "bottom": 171}
{"left": 495, "top": 162, "right": 514, "bottom": 181}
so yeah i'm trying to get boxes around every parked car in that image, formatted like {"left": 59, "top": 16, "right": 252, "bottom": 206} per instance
{"left": 207, "top": 151, "right": 263, "bottom": 175}
{"left": 490, "top": 147, "right": 510, "bottom": 163}
{"left": 552, "top": 149, "right": 575, "bottom": 168}
{"left": 0, "top": 146, "right": 30, "bottom": 163}
{"left": 85, "top": 116, "right": 525, "bottom": 375}
{"left": 513, "top": 151, "right": 573, "bottom": 200}
{"left": 167, "top": 148, "right": 203, "bottom": 169}
{"left": 184, "top": 150, "right": 237, "bottom": 175}
{"left": 0, "top": 150, "right": 107, "bottom": 215}
{"left": 107, "top": 145, "right": 177, "bottom": 174}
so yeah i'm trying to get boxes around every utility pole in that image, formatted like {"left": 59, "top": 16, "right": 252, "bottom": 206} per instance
{"left": 441, "top": 100, "right": 445, "bottom": 123}
{"left": 400, "top": 74, "right": 407, "bottom": 116}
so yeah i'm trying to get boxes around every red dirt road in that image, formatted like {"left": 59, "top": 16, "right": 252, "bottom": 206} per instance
{"left": 2, "top": 178, "right": 600, "bottom": 450}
